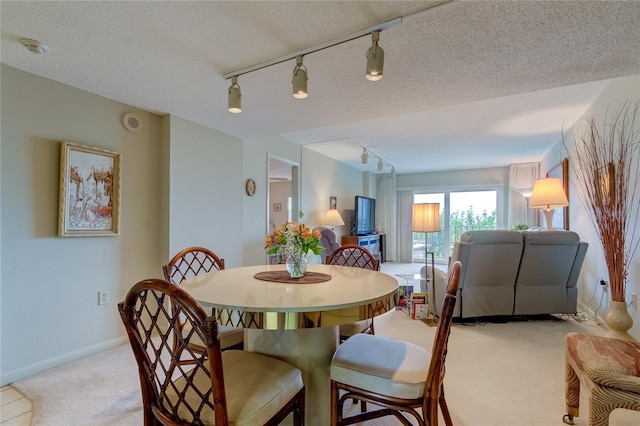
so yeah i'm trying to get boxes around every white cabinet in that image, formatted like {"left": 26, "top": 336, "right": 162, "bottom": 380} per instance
{"left": 341, "top": 235, "right": 381, "bottom": 261}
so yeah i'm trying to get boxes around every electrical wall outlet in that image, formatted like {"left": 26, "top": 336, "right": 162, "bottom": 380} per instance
{"left": 98, "top": 290, "right": 109, "bottom": 305}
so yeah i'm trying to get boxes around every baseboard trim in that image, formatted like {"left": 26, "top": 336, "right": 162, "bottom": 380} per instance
{"left": 1, "top": 336, "right": 128, "bottom": 386}
{"left": 577, "top": 300, "right": 606, "bottom": 325}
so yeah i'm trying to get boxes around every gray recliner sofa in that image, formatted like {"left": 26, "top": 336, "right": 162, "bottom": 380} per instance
{"left": 314, "top": 226, "right": 341, "bottom": 264}
{"left": 434, "top": 230, "right": 588, "bottom": 319}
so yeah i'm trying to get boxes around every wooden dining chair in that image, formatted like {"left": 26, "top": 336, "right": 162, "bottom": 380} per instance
{"left": 329, "top": 261, "right": 461, "bottom": 426}
{"left": 119, "top": 278, "right": 305, "bottom": 426}
{"left": 326, "top": 244, "right": 380, "bottom": 339}
{"left": 163, "top": 246, "right": 243, "bottom": 354}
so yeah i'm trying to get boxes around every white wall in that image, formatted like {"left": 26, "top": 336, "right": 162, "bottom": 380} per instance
{"left": 269, "top": 181, "right": 292, "bottom": 227}
{"left": 242, "top": 136, "right": 302, "bottom": 265}
{"left": 542, "top": 74, "right": 640, "bottom": 340}
{"left": 0, "top": 67, "right": 367, "bottom": 385}
{"left": 165, "top": 115, "right": 244, "bottom": 267}
{"left": 301, "top": 147, "right": 365, "bottom": 241}
{"left": 0, "top": 66, "right": 164, "bottom": 383}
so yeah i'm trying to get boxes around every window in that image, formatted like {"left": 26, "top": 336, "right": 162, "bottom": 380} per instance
{"left": 413, "top": 190, "right": 497, "bottom": 264}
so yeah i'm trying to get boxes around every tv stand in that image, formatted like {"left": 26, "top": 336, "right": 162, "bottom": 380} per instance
{"left": 341, "top": 234, "right": 383, "bottom": 263}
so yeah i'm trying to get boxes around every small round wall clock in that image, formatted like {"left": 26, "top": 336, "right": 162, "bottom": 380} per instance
{"left": 245, "top": 178, "right": 256, "bottom": 196}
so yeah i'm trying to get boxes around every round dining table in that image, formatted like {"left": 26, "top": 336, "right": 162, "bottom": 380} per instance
{"left": 182, "top": 263, "right": 398, "bottom": 426}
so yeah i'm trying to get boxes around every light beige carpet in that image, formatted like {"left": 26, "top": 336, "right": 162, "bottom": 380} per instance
{"left": 13, "top": 310, "right": 640, "bottom": 425}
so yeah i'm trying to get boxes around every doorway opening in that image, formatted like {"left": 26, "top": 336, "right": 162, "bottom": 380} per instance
{"left": 268, "top": 155, "right": 299, "bottom": 234}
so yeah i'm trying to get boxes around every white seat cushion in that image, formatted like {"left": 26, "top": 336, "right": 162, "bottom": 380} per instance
{"left": 330, "top": 333, "right": 430, "bottom": 400}
{"left": 166, "top": 350, "right": 303, "bottom": 425}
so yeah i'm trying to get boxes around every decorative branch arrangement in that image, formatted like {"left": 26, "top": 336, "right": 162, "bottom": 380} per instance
{"left": 563, "top": 101, "right": 640, "bottom": 302}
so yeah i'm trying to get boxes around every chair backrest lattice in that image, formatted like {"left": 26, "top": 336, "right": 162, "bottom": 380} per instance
{"left": 422, "top": 260, "right": 461, "bottom": 422}
{"left": 163, "top": 246, "right": 230, "bottom": 336}
{"left": 162, "top": 246, "right": 225, "bottom": 285}
{"left": 119, "top": 279, "right": 228, "bottom": 425}
{"left": 325, "top": 244, "right": 380, "bottom": 271}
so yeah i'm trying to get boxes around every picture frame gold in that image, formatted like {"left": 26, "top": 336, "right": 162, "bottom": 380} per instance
{"left": 245, "top": 178, "right": 256, "bottom": 196}
{"left": 546, "top": 158, "right": 569, "bottom": 230}
{"left": 58, "top": 141, "right": 121, "bottom": 237}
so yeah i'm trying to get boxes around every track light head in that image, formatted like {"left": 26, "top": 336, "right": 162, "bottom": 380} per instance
{"left": 391, "top": 166, "right": 396, "bottom": 178}
{"left": 366, "top": 31, "right": 384, "bottom": 81}
{"left": 228, "top": 76, "right": 242, "bottom": 113}
{"left": 292, "top": 55, "right": 308, "bottom": 99}
{"left": 377, "top": 158, "right": 384, "bottom": 172}
{"left": 361, "top": 150, "right": 369, "bottom": 164}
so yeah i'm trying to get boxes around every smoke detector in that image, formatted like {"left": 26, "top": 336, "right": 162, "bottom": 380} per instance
{"left": 20, "top": 38, "right": 49, "bottom": 54}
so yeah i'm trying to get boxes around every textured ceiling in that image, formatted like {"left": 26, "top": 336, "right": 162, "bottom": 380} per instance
{"left": 2, "top": 1, "right": 639, "bottom": 174}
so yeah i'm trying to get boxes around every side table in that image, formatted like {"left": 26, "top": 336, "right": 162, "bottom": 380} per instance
{"left": 395, "top": 273, "right": 436, "bottom": 326}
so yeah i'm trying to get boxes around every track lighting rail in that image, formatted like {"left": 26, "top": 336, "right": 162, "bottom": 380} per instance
{"left": 357, "top": 143, "right": 395, "bottom": 174}
{"left": 222, "top": 18, "right": 400, "bottom": 80}
{"left": 222, "top": 0, "right": 456, "bottom": 80}
{"left": 223, "top": 0, "right": 457, "bottom": 112}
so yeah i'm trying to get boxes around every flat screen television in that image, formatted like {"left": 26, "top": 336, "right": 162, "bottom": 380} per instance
{"left": 354, "top": 195, "right": 376, "bottom": 235}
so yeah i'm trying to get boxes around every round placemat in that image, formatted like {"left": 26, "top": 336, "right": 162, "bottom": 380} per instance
{"left": 254, "top": 270, "right": 332, "bottom": 284}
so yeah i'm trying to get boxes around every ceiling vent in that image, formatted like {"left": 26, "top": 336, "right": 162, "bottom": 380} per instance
{"left": 122, "top": 113, "right": 143, "bottom": 134}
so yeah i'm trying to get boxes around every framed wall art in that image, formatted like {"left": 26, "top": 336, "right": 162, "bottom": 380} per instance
{"left": 329, "top": 196, "right": 337, "bottom": 210}
{"left": 58, "top": 141, "right": 121, "bottom": 237}
{"left": 546, "top": 158, "right": 569, "bottom": 230}
{"left": 273, "top": 202, "right": 282, "bottom": 212}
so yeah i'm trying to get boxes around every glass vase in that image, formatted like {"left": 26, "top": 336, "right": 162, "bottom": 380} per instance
{"left": 286, "top": 254, "right": 308, "bottom": 278}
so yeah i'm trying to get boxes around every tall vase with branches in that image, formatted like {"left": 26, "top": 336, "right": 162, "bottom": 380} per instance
{"left": 563, "top": 101, "right": 640, "bottom": 335}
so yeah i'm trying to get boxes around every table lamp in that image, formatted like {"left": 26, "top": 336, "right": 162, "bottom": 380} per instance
{"left": 321, "top": 209, "right": 345, "bottom": 230}
{"left": 412, "top": 203, "right": 441, "bottom": 320}
{"left": 529, "top": 177, "right": 568, "bottom": 230}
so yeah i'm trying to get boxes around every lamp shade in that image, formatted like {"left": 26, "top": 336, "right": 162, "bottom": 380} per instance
{"left": 412, "top": 203, "right": 441, "bottom": 233}
{"left": 322, "top": 209, "right": 345, "bottom": 227}
{"left": 529, "top": 178, "right": 568, "bottom": 208}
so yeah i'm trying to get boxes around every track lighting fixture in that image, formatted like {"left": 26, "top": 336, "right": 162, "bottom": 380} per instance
{"left": 222, "top": 2, "right": 454, "bottom": 112}
{"left": 292, "top": 56, "right": 308, "bottom": 99}
{"left": 357, "top": 143, "right": 395, "bottom": 173}
{"left": 361, "top": 149, "right": 369, "bottom": 164}
{"left": 366, "top": 31, "right": 384, "bottom": 81}
{"left": 228, "top": 76, "right": 242, "bottom": 113}
{"left": 391, "top": 166, "right": 396, "bottom": 178}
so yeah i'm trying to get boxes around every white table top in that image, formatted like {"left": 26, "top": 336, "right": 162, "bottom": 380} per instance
{"left": 182, "top": 264, "right": 398, "bottom": 330}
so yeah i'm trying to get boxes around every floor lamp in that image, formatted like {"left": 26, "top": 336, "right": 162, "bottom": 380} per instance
{"left": 529, "top": 178, "right": 568, "bottom": 230}
{"left": 412, "top": 203, "right": 441, "bottom": 322}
